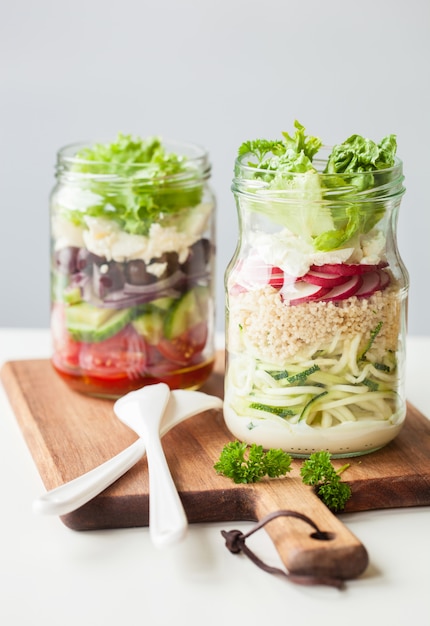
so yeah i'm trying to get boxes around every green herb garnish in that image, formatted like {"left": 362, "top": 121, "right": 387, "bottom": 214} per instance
{"left": 300, "top": 451, "right": 352, "bottom": 512}
{"left": 214, "top": 444, "right": 352, "bottom": 512}
{"left": 214, "top": 441, "right": 292, "bottom": 484}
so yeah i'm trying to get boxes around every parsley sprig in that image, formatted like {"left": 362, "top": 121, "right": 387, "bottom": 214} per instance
{"left": 213, "top": 441, "right": 292, "bottom": 484}
{"left": 300, "top": 451, "right": 352, "bottom": 512}
{"left": 214, "top": 444, "right": 352, "bottom": 512}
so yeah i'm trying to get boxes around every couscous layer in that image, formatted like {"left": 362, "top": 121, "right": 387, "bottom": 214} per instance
{"left": 227, "top": 284, "right": 402, "bottom": 364}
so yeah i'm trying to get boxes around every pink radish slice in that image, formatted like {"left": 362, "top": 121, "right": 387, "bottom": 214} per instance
{"left": 378, "top": 269, "right": 391, "bottom": 291}
{"left": 302, "top": 270, "right": 351, "bottom": 287}
{"left": 319, "top": 274, "right": 363, "bottom": 302}
{"left": 268, "top": 267, "right": 285, "bottom": 289}
{"left": 354, "top": 271, "right": 382, "bottom": 297}
{"left": 311, "top": 262, "right": 388, "bottom": 276}
{"left": 234, "top": 255, "right": 284, "bottom": 289}
{"left": 229, "top": 282, "right": 248, "bottom": 296}
{"left": 285, "top": 282, "right": 331, "bottom": 306}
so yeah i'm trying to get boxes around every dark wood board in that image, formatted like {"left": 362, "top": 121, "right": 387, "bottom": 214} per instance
{"left": 2, "top": 353, "right": 430, "bottom": 582}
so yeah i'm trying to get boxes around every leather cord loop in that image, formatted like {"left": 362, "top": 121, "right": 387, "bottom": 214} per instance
{"left": 221, "top": 509, "right": 344, "bottom": 589}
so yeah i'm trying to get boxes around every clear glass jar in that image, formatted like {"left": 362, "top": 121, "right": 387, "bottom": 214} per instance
{"left": 224, "top": 147, "right": 408, "bottom": 457}
{"left": 50, "top": 136, "right": 216, "bottom": 398}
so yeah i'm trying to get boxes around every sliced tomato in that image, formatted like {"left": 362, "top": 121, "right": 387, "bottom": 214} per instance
{"left": 78, "top": 325, "right": 147, "bottom": 380}
{"left": 157, "top": 322, "right": 208, "bottom": 365}
{"left": 51, "top": 303, "right": 82, "bottom": 370}
{"left": 53, "top": 334, "right": 82, "bottom": 370}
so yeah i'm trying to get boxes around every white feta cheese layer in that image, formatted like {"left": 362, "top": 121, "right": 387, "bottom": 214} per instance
{"left": 52, "top": 215, "right": 85, "bottom": 250}
{"left": 250, "top": 227, "right": 385, "bottom": 277}
{"left": 82, "top": 217, "right": 196, "bottom": 263}
{"left": 52, "top": 203, "right": 212, "bottom": 263}
{"left": 251, "top": 229, "right": 353, "bottom": 277}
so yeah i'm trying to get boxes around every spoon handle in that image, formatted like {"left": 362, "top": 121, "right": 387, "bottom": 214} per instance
{"left": 33, "top": 438, "right": 146, "bottom": 516}
{"left": 33, "top": 391, "right": 223, "bottom": 517}
{"left": 145, "top": 431, "right": 188, "bottom": 548}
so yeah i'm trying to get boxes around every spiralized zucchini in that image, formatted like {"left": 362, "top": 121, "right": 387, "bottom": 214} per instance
{"left": 227, "top": 328, "right": 403, "bottom": 429}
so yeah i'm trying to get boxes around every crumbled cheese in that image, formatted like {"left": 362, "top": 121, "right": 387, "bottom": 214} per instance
{"left": 81, "top": 216, "right": 201, "bottom": 263}
{"left": 147, "top": 262, "right": 167, "bottom": 278}
{"left": 360, "top": 230, "right": 386, "bottom": 264}
{"left": 53, "top": 200, "right": 212, "bottom": 262}
{"left": 53, "top": 186, "right": 102, "bottom": 212}
{"left": 52, "top": 215, "right": 85, "bottom": 250}
{"left": 252, "top": 229, "right": 354, "bottom": 277}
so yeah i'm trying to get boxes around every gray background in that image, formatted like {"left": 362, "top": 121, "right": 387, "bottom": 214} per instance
{"left": 1, "top": 0, "right": 429, "bottom": 335}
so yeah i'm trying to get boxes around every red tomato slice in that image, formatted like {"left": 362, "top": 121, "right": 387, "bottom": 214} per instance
{"left": 51, "top": 303, "right": 82, "bottom": 370}
{"left": 157, "top": 322, "right": 208, "bottom": 366}
{"left": 78, "top": 326, "right": 147, "bottom": 380}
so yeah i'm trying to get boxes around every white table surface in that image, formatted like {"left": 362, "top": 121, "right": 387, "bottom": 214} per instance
{"left": 0, "top": 329, "right": 429, "bottom": 626}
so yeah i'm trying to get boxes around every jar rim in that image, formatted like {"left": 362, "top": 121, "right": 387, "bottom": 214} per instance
{"left": 56, "top": 138, "right": 211, "bottom": 181}
{"left": 234, "top": 145, "right": 403, "bottom": 178}
{"left": 233, "top": 147, "right": 404, "bottom": 201}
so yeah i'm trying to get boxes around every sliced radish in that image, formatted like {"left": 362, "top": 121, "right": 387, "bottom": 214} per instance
{"left": 284, "top": 281, "right": 331, "bottom": 306}
{"left": 302, "top": 270, "right": 351, "bottom": 288}
{"left": 354, "top": 271, "right": 381, "bottom": 297}
{"left": 234, "top": 254, "right": 284, "bottom": 290}
{"left": 378, "top": 269, "right": 391, "bottom": 291}
{"left": 268, "top": 266, "right": 285, "bottom": 289}
{"left": 311, "top": 262, "right": 388, "bottom": 276}
{"left": 229, "top": 282, "right": 248, "bottom": 296}
{"left": 320, "top": 274, "right": 363, "bottom": 302}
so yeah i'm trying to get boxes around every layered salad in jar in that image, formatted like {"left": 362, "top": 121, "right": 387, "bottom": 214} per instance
{"left": 51, "top": 134, "right": 215, "bottom": 397}
{"left": 225, "top": 122, "right": 408, "bottom": 457}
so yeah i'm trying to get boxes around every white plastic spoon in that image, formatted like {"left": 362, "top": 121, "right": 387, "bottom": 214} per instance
{"left": 33, "top": 388, "right": 223, "bottom": 518}
{"left": 114, "top": 383, "right": 185, "bottom": 547}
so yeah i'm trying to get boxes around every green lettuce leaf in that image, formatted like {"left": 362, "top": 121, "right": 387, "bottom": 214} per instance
{"left": 313, "top": 134, "right": 398, "bottom": 251}
{"left": 324, "top": 133, "right": 397, "bottom": 175}
{"left": 59, "top": 134, "right": 203, "bottom": 236}
{"left": 237, "top": 124, "right": 398, "bottom": 252}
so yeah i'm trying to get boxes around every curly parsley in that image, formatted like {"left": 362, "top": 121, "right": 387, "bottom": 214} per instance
{"left": 300, "top": 451, "right": 352, "bottom": 512}
{"left": 214, "top": 444, "right": 352, "bottom": 512}
{"left": 213, "top": 441, "right": 292, "bottom": 484}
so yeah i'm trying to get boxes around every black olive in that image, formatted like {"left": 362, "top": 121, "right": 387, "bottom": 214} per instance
{"left": 54, "top": 246, "right": 80, "bottom": 274}
{"left": 181, "top": 239, "right": 211, "bottom": 275}
{"left": 93, "top": 262, "right": 125, "bottom": 298}
{"left": 76, "top": 248, "right": 106, "bottom": 274}
{"left": 125, "top": 260, "right": 157, "bottom": 285}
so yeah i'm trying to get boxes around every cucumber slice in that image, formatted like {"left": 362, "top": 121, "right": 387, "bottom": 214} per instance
{"left": 132, "top": 310, "right": 164, "bottom": 344}
{"left": 163, "top": 286, "right": 209, "bottom": 339}
{"left": 63, "top": 285, "right": 82, "bottom": 305}
{"left": 66, "top": 303, "right": 133, "bottom": 342}
{"left": 299, "top": 391, "right": 328, "bottom": 423}
{"left": 151, "top": 296, "right": 175, "bottom": 312}
{"left": 194, "top": 285, "right": 210, "bottom": 316}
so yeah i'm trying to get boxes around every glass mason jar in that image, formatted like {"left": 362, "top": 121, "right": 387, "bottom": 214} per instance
{"left": 50, "top": 137, "right": 216, "bottom": 398}
{"left": 224, "top": 148, "right": 408, "bottom": 458}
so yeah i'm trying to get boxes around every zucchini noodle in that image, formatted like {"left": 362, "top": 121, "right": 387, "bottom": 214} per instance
{"left": 227, "top": 327, "right": 403, "bottom": 430}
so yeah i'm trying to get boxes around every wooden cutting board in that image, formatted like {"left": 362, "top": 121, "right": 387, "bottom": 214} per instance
{"left": 2, "top": 352, "right": 430, "bottom": 583}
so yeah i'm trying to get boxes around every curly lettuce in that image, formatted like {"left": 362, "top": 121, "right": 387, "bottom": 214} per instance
{"left": 313, "top": 134, "right": 398, "bottom": 251}
{"left": 237, "top": 122, "right": 398, "bottom": 251}
{"left": 58, "top": 134, "right": 203, "bottom": 236}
